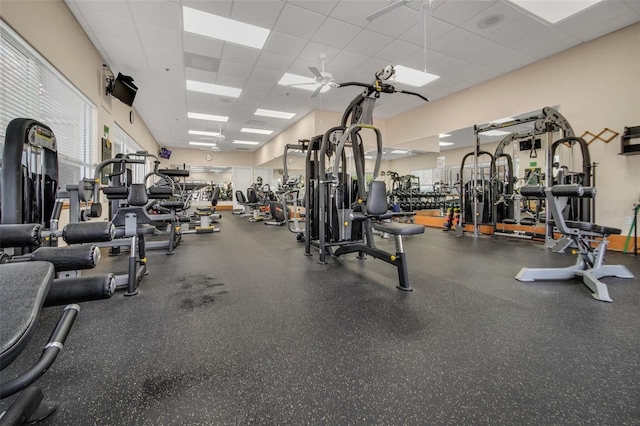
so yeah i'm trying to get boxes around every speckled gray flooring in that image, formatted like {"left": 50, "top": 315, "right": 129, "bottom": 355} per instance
{"left": 2, "top": 215, "right": 639, "bottom": 425}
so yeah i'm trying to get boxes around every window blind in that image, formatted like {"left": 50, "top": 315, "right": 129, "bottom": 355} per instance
{"left": 0, "top": 20, "right": 97, "bottom": 188}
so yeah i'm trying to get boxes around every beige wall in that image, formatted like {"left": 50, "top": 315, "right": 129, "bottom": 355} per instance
{"left": 385, "top": 23, "right": 640, "bottom": 232}
{"left": 160, "top": 148, "right": 253, "bottom": 169}
{"left": 4, "top": 0, "right": 638, "bottom": 232}
{"left": 2, "top": 0, "right": 160, "bottom": 157}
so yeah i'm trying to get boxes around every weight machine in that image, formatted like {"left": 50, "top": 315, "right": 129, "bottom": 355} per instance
{"left": 303, "top": 66, "right": 427, "bottom": 291}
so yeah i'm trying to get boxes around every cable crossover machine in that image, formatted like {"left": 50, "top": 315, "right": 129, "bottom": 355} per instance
{"left": 303, "top": 65, "right": 427, "bottom": 291}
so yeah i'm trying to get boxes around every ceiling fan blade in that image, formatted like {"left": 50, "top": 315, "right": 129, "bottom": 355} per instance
{"left": 311, "top": 85, "right": 322, "bottom": 98}
{"left": 366, "top": 0, "right": 412, "bottom": 22}
{"left": 289, "top": 82, "right": 318, "bottom": 87}
{"left": 308, "top": 66, "right": 323, "bottom": 80}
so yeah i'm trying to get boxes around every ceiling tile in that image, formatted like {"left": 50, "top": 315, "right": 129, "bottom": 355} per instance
{"left": 135, "top": 21, "right": 182, "bottom": 51}
{"left": 218, "top": 60, "right": 254, "bottom": 81}
{"left": 366, "top": 4, "right": 420, "bottom": 38}
{"left": 356, "top": 57, "right": 392, "bottom": 78}
{"left": 459, "top": 1, "right": 526, "bottom": 36}
{"left": 99, "top": 35, "right": 145, "bottom": 61}
{"left": 345, "top": 30, "right": 393, "bottom": 56}
{"left": 473, "top": 48, "right": 535, "bottom": 73}
{"left": 286, "top": 0, "right": 338, "bottom": 16}
{"left": 625, "top": 0, "right": 640, "bottom": 14}
{"left": 428, "top": 28, "right": 481, "bottom": 55}
{"left": 432, "top": 0, "right": 497, "bottom": 27}
{"left": 329, "top": 49, "right": 371, "bottom": 71}
{"left": 452, "top": 38, "right": 502, "bottom": 63}
{"left": 557, "top": 1, "right": 632, "bottom": 37}
{"left": 249, "top": 67, "right": 286, "bottom": 84}
{"left": 263, "top": 31, "right": 307, "bottom": 57}
{"left": 65, "top": 0, "right": 638, "bottom": 153}
{"left": 330, "top": 1, "right": 389, "bottom": 28}
{"left": 255, "top": 51, "right": 296, "bottom": 72}
{"left": 183, "top": 33, "right": 224, "bottom": 58}
{"left": 428, "top": 56, "right": 476, "bottom": 79}
{"left": 483, "top": 15, "right": 549, "bottom": 48}
{"left": 67, "top": 0, "right": 131, "bottom": 19}
{"left": 79, "top": 8, "right": 138, "bottom": 39}
{"left": 511, "top": 27, "right": 581, "bottom": 59}
{"left": 297, "top": 42, "right": 341, "bottom": 65}
{"left": 375, "top": 39, "right": 422, "bottom": 64}
{"left": 127, "top": 0, "right": 181, "bottom": 29}
{"left": 400, "top": 48, "right": 447, "bottom": 71}
{"left": 144, "top": 45, "right": 184, "bottom": 73}
{"left": 185, "top": 67, "right": 217, "bottom": 83}
{"left": 573, "top": 13, "right": 640, "bottom": 42}
{"left": 313, "top": 17, "right": 362, "bottom": 49}
{"left": 274, "top": 4, "right": 326, "bottom": 39}
{"left": 243, "top": 79, "right": 273, "bottom": 95}
{"left": 221, "top": 43, "right": 261, "bottom": 66}
{"left": 215, "top": 73, "right": 248, "bottom": 90}
{"left": 230, "top": 0, "right": 284, "bottom": 29}
{"left": 400, "top": 16, "right": 455, "bottom": 45}
{"left": 185, "top": 92, "right": 210, "bottom": 111}
{"left": 181, "top": 0, "right": 232, "bottom": 18}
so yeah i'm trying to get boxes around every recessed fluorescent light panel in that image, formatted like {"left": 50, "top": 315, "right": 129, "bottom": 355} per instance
{"left": 278, "top": 73, "right": 330, "bottom": 94}
{"left": 255, "top": 109, "right": 296, "bottom": 119}
{"left": 439, "top": 141, "right": 454, "bottom": 146}
{"left": 480, "top": 130, "right": 511, "bottom": 137}
{"left": 182, "top": 6, "right": 270, "bottom": 49}
{"left": 241, "top": 128, "right": 273, "bottom": 135}
{"left": 390, "top": 149, "right": 409, "bottom": 154}
{"left": 394, "top": 65, "right": 439, "bottom": 87}
{"left": 188, "top": 112, "right": 228, "bottom": 122}
{"left": 189, "top": 141, "right": 218, "bottom": 147}
{"left": 509, "top": 0, "right": 602, "bottom": 23}
{"left": 233, "top": 140, "right": 260, "bottom": 145}
{"left": 189, "top": 130, "right": 220, "bottom": 137}
{"left": 186, "top": 80, "right": 241, "bottom": 98}
{"left": 439, "top": 133, "right": 451, "bottom": 138}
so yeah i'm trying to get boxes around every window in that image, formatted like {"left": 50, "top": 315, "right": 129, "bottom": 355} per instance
{"left": 0, "top": 20, "right": 97, "bottom": 190}
{"left": 112, "top": 124, "right": 151, "bottom": 184}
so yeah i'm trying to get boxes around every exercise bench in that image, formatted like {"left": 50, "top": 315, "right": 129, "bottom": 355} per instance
{"left": 516, "top": 185, "right": 634, "bottom": 302}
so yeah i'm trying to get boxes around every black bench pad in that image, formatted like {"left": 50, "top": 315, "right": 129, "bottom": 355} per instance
{"left": 1, "top": 262, "right": 54, "bottom": 367}
{"left": 114, "top": 224, "right": 157, "bottom": 238}
{"left": 373, "top": 222, "right": 425, "bottom": 236}
{"left": 550, "top": 220, "right": 621, "bottom": 235}
{"left": 160, "top": 201, "right": 185, "bottom": 210}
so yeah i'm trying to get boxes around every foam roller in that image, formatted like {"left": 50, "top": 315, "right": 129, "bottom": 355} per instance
{"left": 519, "top": 186, "right": 545, "bottom": 197}
{"left": 44, "top": 273, "right": 115, "bottom": 307}
{"left": 63, "top": 222, "right": 115, "bottom": 243}
{"left": 31, "top": 245, "right": 101, "bottom": 271}
{"left": 581, "top": 187, "right": 597, "bottom": 198}
{"left": 0, "top": 224, "right": 42, "bottom": 248}
{"left": 550, "top": 184, "right": 584, "bottom": 197}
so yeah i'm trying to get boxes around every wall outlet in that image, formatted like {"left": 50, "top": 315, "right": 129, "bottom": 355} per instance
{"left": 624, "top": 216, "right": 633, "bottom": 225}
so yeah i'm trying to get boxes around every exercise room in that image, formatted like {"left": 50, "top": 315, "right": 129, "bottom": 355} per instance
{"left": 1, "top": 1, "right": 639, "bottom": 424}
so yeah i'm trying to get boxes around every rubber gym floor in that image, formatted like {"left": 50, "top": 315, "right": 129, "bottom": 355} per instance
{"left": 2, "top": 214, "right": 639, "bottom": 425}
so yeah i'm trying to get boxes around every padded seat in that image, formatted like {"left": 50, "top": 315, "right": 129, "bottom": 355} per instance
{"left": 114, "top": 224, "right": 157, "bottom": 238}
{"left": 373, "top": 222, "right": 424, "bottom": 236}
{"left": 159, "top": 201, "right": 185, "bottom": 210}
{"left": 564, "top": 220, "right": 621, "bottom": 235}
{"left": 1, "top": 262, "right": 54, "bottom": 367}
{"left": 549, "top": 220, "right": 621, "bottom": 235}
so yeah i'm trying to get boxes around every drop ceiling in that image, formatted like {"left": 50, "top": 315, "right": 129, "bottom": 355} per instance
{"left": 64, "top": 0, "right": 640, "bottom": 155}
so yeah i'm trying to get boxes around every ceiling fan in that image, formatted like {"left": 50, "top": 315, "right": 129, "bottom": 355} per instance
{"left": 291, "top": 53, "right": 337, "bottom": 98}
{"left": 198, "top": 124, "right": 225, "bottom": 150}
{"left": 366, "top": 0, "right": 413, "bottom": 22}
